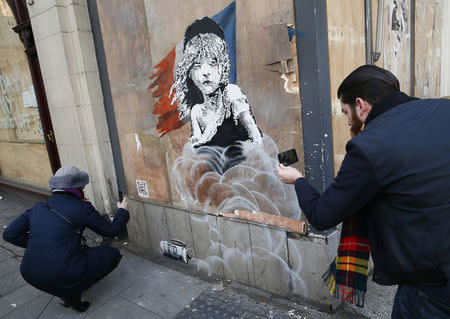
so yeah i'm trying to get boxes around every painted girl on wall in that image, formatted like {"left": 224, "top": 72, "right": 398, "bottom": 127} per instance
{"left": 170, "top": 17, "right": 262, "bottom": 149}
{"left": 162, "top": 16, "right": 302, "bottom": 219}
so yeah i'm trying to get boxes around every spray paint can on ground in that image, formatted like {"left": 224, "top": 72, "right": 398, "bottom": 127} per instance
{"left": 160, "top": 239, "right": 193, "bottom": 263}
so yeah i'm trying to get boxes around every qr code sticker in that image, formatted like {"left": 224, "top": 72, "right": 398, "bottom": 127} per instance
{"left": 136, "top": 180, "right": 149, "bottom": 198}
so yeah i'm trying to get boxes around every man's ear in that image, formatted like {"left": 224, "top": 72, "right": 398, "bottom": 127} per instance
{"left": 355, "top": 97, "right": 373, "bottom": 122}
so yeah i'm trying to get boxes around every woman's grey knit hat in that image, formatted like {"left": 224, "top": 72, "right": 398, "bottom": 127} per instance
{"left": 48, "top": 165, "right": 89, "bottom": 189}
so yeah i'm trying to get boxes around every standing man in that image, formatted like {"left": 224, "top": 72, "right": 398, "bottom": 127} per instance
{"left": 277, "top": 65, "right": 449, "bottom": 318}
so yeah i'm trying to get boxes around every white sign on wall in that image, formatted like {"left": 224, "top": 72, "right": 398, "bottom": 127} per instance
{"left": 22, "top": 85, "right": 37, "bottom": 108}
{"left": 136, "top": 180, "right": 149, "bottom": 197}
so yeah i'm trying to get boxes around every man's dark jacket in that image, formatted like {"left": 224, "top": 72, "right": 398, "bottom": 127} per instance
{"left": 294, "top": 93, "right": 449, "bottom": 300}
{"left": 2, "top": 193, "right": 130, "bottom": 298}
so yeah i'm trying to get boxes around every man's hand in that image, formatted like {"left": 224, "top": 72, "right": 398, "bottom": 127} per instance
{"left": 117, "top": 196, "right": 128, "bottom": 210}
{"left": 276, "top": 163, "right": 304, "bottom": 184}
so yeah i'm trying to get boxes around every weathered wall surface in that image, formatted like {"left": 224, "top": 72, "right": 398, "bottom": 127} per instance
{"left": 97, "top": 0, "right": 304, "bottom": 221}
{"left": 327, "top": 0, "right": 444, "bottom": 172}
{"left": 0, "top": 2, "right": 51, "bottom": 187}
{"left": 376, "top": 0, "right": 411, "bottom": 94}
{"left": 0, "top": 141, "right": 51, "bottom": 186}
{"left": 441, "top": 1, "right": 450, "bottom": 97}
{"left": 327, "top": 0, "right": 366, "bottom": 174}
{"left": 236, "top": 0, "right": 303, "bottom": 170}
{"left": 127, "top": 197, "right": 339, "bottom": 306}
{"left": 94, "top": 0, "right": 447, "bottom": 306}
{"left": 413, "top": 0, "right": 443, "bottom": 98}
{"left": 96, "top": 0, "right": 172, "bottom": 205}
{"left": 95, "top": 0, "right": 341, "bottom": 305}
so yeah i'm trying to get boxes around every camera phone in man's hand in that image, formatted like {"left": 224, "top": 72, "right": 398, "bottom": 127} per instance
{"left": 278, "top": 149, "right": 299, "bottom": 166}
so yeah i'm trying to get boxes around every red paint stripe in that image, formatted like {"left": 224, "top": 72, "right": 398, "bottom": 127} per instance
{"left": 149, "top": 48, "right": 183, "bottom": 135}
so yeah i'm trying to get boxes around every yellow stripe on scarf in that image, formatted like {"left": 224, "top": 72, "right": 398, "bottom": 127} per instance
{"left": 336, "top": 256, "right": 369, "bottom": 275}
{"left": 336, "top": 256, "right": 369, "bottom": 267}
{"left": 337, "top": 264, "right": 368, "bottom": 275}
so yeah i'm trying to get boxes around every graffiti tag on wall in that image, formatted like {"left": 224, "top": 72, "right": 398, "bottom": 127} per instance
{"left": 0, "top": 73, "right": 18, "bottom": 115}
{"left": 0, "top": 113, "right": 32, "bottom": 129}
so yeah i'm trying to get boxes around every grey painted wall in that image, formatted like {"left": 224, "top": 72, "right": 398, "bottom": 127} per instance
{"left": 126, "top": 197, "right": 340, "bottom": 307}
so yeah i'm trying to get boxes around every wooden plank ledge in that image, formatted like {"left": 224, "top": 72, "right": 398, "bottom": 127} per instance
{"left": 219, "top": 210, "right": 307, "bottom": 234}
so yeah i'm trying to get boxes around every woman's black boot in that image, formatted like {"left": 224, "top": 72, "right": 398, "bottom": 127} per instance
{"left": 60, "top": 295, "right": 91, "bottom": 312}
{"left": 70, "top": 299, "right": 90, "bottom": 312}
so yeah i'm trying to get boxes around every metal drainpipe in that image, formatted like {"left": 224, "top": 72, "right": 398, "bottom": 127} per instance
{"left": 410, "top": 0, "right": 415, "bottom": 96}
{"left": 365, "top": 0, "right": 373, "bottom": 64}
{"left": 373, "top": 0, "right": 385, "bottom": 62}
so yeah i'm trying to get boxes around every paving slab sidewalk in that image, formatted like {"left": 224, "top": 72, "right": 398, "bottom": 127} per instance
{"left": 0, "top": 183, "right": 395, "bottom": 319}
{"left": 0, "top": 245, "right": 372, "bottom": 319}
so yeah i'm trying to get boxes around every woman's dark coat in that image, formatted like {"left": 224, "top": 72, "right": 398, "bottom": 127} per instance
{"left": 2, "top": 193, "right": 130, "bottom": 298}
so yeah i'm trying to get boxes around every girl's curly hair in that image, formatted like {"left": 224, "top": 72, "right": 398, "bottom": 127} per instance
{"left": 170, "top": 33, "right": 230, "bottom": 119}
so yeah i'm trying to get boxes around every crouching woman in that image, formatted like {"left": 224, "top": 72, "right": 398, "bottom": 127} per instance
{"left": 2, "top": 165, "right": 130, "bottom": 312}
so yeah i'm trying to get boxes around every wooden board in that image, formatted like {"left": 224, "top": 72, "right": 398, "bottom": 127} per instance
{"left": 442, "top": 1, "right": 450, "bottom": 97}
{"left": 413, "top": 0, "right": 443, "bottom": 98}
{"left": 372, "top": 0, "right": 443, "bottom": 98}
{"left": 326, "top": 0, "right": 366, "bottom": 174}
{"left": 326, "top": 0, "right": 442, "bottom": 173}
{"left": 97, "top": 0, "right": 305, "bottom": 220}
{"left": 236, "top": 0, "right": 304, "bottom": 174}
{"left": 144, "top": 0, "right": 234, "bottom": 207}
{"left": 375, "top": 0, "right": 411, "bottom": 94}
{"left": 97, "top": 0, "right": 173, "bottom": 203}
{"left": 0, "top": 141, "right": 52, "bottom": 188}
{"left": 220, "top": 210, "right": 306, "bottom": 233}
{"left": 0, "top": 14, "right": 44, "bottom": 142}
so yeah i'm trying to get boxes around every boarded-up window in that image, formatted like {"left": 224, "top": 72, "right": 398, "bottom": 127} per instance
{"left": 96, "top": 0, "right": 305, "bottom": 226}
{"left": 0, "top": 0, "right": 52, "bottom": 187}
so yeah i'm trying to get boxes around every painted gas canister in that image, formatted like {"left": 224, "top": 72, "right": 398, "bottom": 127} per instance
{"left": 160, "top": 240, "right": 192, "bottom": 263}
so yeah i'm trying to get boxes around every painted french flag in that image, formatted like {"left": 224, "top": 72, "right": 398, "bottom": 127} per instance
{"left": 149, "top": 1, "right": 236, "bottom": 136}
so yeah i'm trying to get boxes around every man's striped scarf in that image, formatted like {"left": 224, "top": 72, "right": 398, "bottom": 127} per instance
{"left": 322, "top": 212, "right": 370, "bottom": 307}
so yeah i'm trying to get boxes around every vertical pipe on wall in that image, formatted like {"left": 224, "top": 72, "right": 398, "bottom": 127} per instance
{"left": 373, "top": 0, "right": 384, "bottom": 62}
{"left": 294, "top": 0, "right": 334, "bottom": 234}
{"left": 293, "top": 0, "right": 334, "bottom": 194}
{"left": 410, "top": 0, "right": 415, "bottom": 96}
{"left": 87, "top": 0, "right": 128, "bottom": 197}
{"left": 365, "top": 0, "right": 374, "bottom": 64}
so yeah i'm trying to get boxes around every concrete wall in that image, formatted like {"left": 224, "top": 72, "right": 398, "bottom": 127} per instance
{"left": 126, "top": 197, "right": 340, "bottom": 307}
{"left": 27, "top": 0, "right": 117, "bottom": 213}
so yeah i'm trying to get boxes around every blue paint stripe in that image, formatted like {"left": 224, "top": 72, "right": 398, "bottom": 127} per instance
{"left": 212, "top": 1, "right": 236, "bottom": 84}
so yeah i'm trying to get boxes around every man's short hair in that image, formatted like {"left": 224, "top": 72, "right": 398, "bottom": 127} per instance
{"left": 337, "top": 65, "right": 400, "bottom": 108}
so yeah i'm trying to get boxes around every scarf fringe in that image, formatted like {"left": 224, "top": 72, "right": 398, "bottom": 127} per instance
{"left": 322, "top": 268, "right": 366, "bottom": 307}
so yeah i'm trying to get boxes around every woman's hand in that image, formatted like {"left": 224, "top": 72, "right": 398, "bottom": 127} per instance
{"left": 276, "top": 163, "right": 304, "bottom": 184}
{"left": 117, "top": 196, "right": 128, "bottom": 210}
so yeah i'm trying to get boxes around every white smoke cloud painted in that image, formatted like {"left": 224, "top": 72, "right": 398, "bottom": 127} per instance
{"left": 188, "top": 213, "right": 308, "bottom": 297}
{"left": 171, "top": 135, "right": 308, "bottom": 296}
{"left": 171, "top": 135, "right": 302, "bottom": 220}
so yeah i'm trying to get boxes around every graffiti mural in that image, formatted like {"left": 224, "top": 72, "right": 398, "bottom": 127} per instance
{"left": 189, "top": 213, "right": 308, "bottom": 296}
{"left": 95, "top": 0, "right": 311, "bottom": 299}
{"left": 149, "top": 3, "right": 303, "bottom": 219}
{"left": 170, "top": 17, "right": 262, "bottom": 149}
{"left": 171, "top": 136, "right": 301, "bottom": 217}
